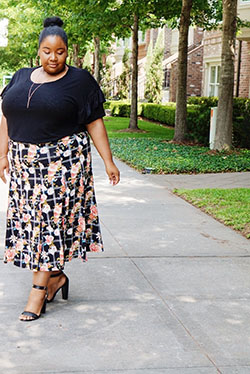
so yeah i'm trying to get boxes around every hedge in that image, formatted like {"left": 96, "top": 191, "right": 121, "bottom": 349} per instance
{"left": 105, "top": 98, "right": 250, "bottom": 148}
{"left": 187, "top": 96, "right": 250, "bottom": 148}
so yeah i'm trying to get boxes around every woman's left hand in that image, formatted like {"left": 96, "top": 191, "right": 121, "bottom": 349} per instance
{"left": 105, "top": 161, "right": 120, "bottom": 186}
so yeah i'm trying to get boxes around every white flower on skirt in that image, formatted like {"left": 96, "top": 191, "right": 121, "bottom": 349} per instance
{"left": 63, "top": 150, "right": 71, "bottom": 157}
{"left": 42, "top": 204, "right": 50, "bottom": 213}
{"left": 26, "top": 223, "right": 32, "bottom": 232}
{"left": 47, "top": 226, "right": 54, "bottom": 232}
{"left": 54, "top": 228, "right": 60, "bottom": 236}
{"left": 70, "top": 189, "right": 75, "bottom": 196}
{"left": 29, "top": 167, "right": 35, "bottom": 174}
{"left": 40, "top": 147, "right": 49, "bottom": 154}
{"left": 67, "top": 228, "right": 73, "bottom": 235}
{"left": 47, "top": 187, "right": 54, "bottom": 195}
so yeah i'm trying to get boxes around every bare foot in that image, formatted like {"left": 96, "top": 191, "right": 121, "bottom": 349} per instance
{"left": 47, "top": 272, "right": 67, "bottom": 302}
{"left": 19, "top": 288, "right": 47, "bottom": 321}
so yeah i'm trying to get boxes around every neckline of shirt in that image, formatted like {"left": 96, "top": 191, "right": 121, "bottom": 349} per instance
{"left": 29, "top": 65, "right": 70, "bottom": 85}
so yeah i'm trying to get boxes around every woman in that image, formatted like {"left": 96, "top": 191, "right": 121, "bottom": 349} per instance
{"left": 0, "top": 16, "right": 120, "bottom": 321}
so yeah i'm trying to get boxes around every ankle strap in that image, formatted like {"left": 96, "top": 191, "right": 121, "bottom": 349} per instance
{"left": 50, "top": 271, "right": 63, "bottom": 278}
{"left": 33, "top": 284, "right": 47, "bottom": 291}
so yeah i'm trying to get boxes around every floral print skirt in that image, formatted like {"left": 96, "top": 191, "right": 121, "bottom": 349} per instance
{"left": 4, "top": 131, "right": 104, "bottom": 271}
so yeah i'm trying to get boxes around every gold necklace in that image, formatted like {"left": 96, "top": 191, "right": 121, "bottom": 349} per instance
{"left": 26, "top": 65, "right": 67, "bottom": 109}
{"left": 26, "top": 82, "right": 44, "bottom": 109}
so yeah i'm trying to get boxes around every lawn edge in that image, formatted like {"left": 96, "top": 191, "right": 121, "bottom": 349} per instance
{"left": 173, "top": 188, "right": 250, "bottom": 240}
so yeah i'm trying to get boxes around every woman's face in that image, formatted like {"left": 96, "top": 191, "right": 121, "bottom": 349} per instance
{"left": 38, "top": 35, "right": 68, "bottom": 75}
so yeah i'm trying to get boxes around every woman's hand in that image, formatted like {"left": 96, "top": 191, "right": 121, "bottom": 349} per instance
{"left": 105, "top": 161, "right": 120, "bottom": 186}
{"left": 86, "top": 119, "right": 120, "bottom": 186}
{"left": 0, "top": 157, "right": 9, "bottom": 184}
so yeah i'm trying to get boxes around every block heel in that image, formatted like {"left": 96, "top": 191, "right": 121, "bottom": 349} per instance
{"left": 61, "top": 276, "right": 69, "bottom": 300}
{"left": 47, "top": 271, "right": 69, "bottom": 303}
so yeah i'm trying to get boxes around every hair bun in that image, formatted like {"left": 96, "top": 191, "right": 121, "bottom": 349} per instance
{"left": 43, "top": 16, "right": 63, "bottom": 28}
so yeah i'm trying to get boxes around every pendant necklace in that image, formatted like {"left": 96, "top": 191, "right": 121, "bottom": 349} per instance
{"left": 27, "top": 68, "right": 46, "bottom": 109}
{"left": 26, "top": 65, "right": 67, "bottom": 109}
{"left": 26, "top": 81, "right": 44, "bottom": 109}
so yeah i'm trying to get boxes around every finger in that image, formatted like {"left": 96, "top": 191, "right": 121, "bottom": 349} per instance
{"left": 110, "top": 173, "right": 119, "bottom": 185}
{"left": 0, "top": 175, "right": 7, "bottom": 184}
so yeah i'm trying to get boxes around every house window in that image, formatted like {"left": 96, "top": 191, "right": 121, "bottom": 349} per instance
{"left": 208, "top": 65, "right": 221, "bottom": 96}
{"left": 163, "top": 68, "right": 170, "bottom": 89}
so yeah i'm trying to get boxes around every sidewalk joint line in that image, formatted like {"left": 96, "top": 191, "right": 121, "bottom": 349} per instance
{"left": 129, "top": 258, "right": 223, "bottom": 374}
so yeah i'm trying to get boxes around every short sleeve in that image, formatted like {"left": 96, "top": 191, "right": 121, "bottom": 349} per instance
{"left": 77, "top": 70, "right": 106, "bottom": 125}
{"left": 85, "top": 87, "right": 106, "bottom": 124}
{"left": 0, "top": 72, "right": 17, "bottom": 100}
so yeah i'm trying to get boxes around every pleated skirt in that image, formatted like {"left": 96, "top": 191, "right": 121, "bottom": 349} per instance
{"left": 4, "top": 131, "right": 104, "bottom": 271}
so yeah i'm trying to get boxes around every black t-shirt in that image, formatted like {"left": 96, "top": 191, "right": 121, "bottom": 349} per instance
{"left": 0, "top": 65, "right": 106, "bottom": 144}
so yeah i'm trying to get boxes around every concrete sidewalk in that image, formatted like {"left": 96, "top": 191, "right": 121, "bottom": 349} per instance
{"left": 0, "top": 147, "right": 250, "bottom": 374}
{"left": 146, "top": 171, "right": 250, "bottom": 190}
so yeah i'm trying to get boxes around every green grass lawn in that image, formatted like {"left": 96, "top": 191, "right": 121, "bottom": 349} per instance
{"left": 104, "top": 116, "right": 174, "bottom": 139}
{"left": 173, "top": 188, "right": 250, "bottom": 239}
{"left": 104, "top": 117, "right": 250, "bottom": 174}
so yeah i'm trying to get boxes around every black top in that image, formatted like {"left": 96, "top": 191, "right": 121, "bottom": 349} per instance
{"left": 0, "top": 65, "right": 106, "bottom": 144}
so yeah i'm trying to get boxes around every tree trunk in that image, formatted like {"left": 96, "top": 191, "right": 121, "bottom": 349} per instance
{"left": 213, "top": 0, "right": 237, "bottom": 150}
{"left": 129, "top": 13, "right": 139, "bottom": 130}
{"left": 174, "top": 0, "right": 193, "bottom": 142}
{"left": 94, "top": 36, "right": 100, "bottom": 84}
{"left": 73, "top": 43, "right": 82, "bottom": 68}
{"left": 30, "top": 57, "right": 33, "bottom": 67}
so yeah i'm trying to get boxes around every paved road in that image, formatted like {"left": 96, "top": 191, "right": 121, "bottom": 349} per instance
{"left": 0, "top": 146, "right": 250, "bottom": 373}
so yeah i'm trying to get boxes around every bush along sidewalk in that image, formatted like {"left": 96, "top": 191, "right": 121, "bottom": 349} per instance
{"left": 109, "top": 138, "right": 250, "bottom": 174}
{"left": 174, "top": 188, "right": 250, "bottom": 239}
{"left": 104, "top": 97, "right": 250, "bottom": 149}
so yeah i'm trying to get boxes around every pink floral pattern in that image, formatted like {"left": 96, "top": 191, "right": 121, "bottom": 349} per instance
{"left": 4, "top": 131, "right": 103, "bottom": 271}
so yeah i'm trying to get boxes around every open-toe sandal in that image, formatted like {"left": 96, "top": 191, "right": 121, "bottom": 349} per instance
{"left": 20, "top": 284, "right": 47, "bottom": 322}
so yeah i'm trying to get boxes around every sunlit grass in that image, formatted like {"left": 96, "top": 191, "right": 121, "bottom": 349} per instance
{"left": 174, "top": 188, "right": 250, "bottom": 238}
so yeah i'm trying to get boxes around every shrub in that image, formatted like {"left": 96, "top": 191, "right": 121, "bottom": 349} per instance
{"left": 106, "top": 98, "right": 250, "bottom": 148}
{"left": 141, "top": 103, "right": 176, "bottom": 125}
{"left": 109, "top": 101, "right": 143, "bottom": 117}
{"left": 186, "top": 106, "right": 210, "bottom": 145}
{"left": 187, "top": 96, "right": 250, "bottom": 148}
{"left": 103, "top": 101, "right": 111, "bottom": 109}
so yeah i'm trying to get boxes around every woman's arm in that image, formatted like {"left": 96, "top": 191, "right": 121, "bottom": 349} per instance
{"left": 86, "top": 118, "right": 120, "bottom": 185}
{"left": 0, "top": 114, "right": 9, "bottom": 184}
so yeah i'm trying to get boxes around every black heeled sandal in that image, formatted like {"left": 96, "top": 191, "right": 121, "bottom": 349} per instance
{"left": 20, "top": 284, "right": 47, "bottom": 322}
{"left": 47, "top": 271, "right": 69, "bottom": 303}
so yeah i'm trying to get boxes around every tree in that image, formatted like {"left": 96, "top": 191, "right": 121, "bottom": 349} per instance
{"left": 110, "top": 0, "right": 176, "bottom": 130}
{"left": 145, "top": 30, "right": 164, "bottom": 104}
{"left": 0, "top": 0, "right": 43, "bottom": 70}
{"left": 116, "top": 48, "right": 131, "bottom": 100}
{"left": 160, "top": 0, "right": 222, "bottom": 142}
{"left": 213, "top": 0, "right": 238, "bottom": 150}
{"left": 100, "top": 56, "right": 113, "bottom": 99}
{"left": 174, "top": 0, "right": 193, "bottom": 142}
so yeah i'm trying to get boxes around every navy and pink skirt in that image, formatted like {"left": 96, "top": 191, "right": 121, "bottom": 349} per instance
{"left": 4, "top": 131, "right": 103, "bottom": 271}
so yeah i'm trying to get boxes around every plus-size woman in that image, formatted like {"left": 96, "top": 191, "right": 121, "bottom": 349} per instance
{"left": 0, "top": 17, "right": 120, "bottom": 321}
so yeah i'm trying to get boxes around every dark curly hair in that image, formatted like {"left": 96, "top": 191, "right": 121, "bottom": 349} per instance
{"left": 39, "top": 16, "right": 68, "bottom": 48}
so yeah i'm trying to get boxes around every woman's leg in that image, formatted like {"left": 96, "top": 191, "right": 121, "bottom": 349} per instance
{"left": 19, "top": 271, "right": 51, "bottom": 321}
{"left": 47, "top": 271, "right": 67, "bottom": 301}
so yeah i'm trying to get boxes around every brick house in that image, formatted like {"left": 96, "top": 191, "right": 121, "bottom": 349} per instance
{"left": 111, "top": 26, "right": 204, "bottom": 101}
{"left": 110, "top": 0, "right": 250, "bottom": 102}
{"left": 203, "top": 0, "right": 250, "bottom": 98}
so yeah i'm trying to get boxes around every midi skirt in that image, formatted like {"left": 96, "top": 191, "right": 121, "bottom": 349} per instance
{"left": 4, "top": 131, "right": 104, "bottom": 271}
